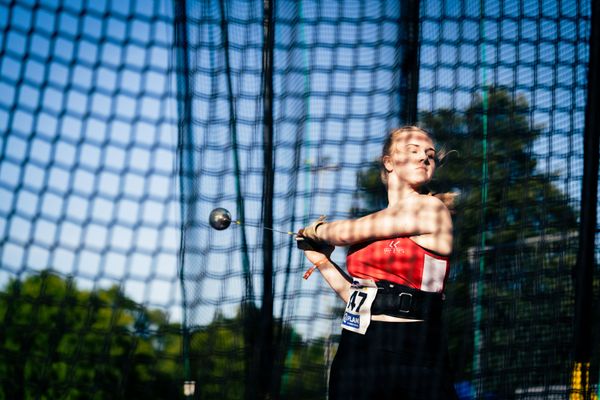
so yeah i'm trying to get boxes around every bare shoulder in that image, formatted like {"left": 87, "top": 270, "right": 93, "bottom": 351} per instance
{"left": 409, "top": 195, "right": 453, "bottom": 255}
{"left": 420, "top": 193, "right": 449, "bottom": 208}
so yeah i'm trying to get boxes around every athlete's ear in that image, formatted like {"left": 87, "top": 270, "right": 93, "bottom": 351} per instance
{"left": 382, "top": 155, "right": 394, "bottom": 172}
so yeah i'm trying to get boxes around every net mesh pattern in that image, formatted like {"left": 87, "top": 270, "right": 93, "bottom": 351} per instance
{"left": 0, "top": 0, "right": 597, "bottom": 399}
{"left": 0, "top": 1, "right": 183, "bottom": 398}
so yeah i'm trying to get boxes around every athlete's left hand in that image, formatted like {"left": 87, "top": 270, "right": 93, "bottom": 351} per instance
{"left": 298, "top": 215, "right": 327, "bottom": 243}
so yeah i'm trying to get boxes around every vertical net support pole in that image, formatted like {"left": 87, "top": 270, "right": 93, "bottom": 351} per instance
{"left": 571, "top": 1, "right": 599, "bottom": 399}
{"left": 173, "top": 0, "right": 194, "bottom": 397}
{"left": 473, "top": 0, "right": 489, "bottom": 394}
{"left": 251, "top": 0, "right": 276, "bottom": 399}
{"left": 399, "top": 0, "right": 421, "bottom": 125}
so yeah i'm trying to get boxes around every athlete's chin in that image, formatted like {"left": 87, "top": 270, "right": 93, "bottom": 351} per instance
{"left": 413, "top": 169, "right": 433, "bottom": 180}
{"left": 409, "top": 176, "right": 432, "bottom": 188}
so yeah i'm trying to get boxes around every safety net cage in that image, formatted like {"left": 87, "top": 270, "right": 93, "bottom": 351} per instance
{"left": 0, "top": 0, "right": 598, "bottom": 399}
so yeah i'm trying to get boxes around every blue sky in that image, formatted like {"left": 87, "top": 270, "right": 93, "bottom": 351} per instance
{"left": 0, "top": 0, "right": 182, "bottom": 318}
{"left": 0, "top": 0, "right": 593, "bottom": 337}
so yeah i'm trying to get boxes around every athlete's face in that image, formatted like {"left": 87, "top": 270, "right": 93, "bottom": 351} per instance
{"left": 383, "top": 129, "right": 436, "bottom": 188}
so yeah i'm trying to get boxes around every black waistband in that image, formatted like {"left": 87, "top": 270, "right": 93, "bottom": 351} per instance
{"left": 371, "top": 281, "right": 443, "bottom": 321}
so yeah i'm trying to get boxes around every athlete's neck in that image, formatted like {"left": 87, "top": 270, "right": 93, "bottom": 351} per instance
{"left": 386, "top": 185, "right": 420, "bottom": 207}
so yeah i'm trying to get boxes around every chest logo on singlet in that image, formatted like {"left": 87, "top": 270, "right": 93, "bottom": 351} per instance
{"left": 383, "top": 240, "right": 405, "bottom": 255}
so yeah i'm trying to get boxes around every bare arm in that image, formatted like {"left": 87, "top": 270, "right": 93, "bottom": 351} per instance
{"left": 316, "top": 195, "right": 453, "bottom": 254}
{"left": 315, "top": 259, "right": 352, "bottom": 302}
{"left": 300, "top": 245, "right": 352, "bottom": 302}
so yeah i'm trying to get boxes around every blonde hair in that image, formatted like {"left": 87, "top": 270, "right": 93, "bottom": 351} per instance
{"left": 380, "top": 126, "right": 456, "bottom": 210}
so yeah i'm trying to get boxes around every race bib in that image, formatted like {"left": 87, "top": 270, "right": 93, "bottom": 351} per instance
{"left": 341, "top": 278, "right": 378, "bottom": 335}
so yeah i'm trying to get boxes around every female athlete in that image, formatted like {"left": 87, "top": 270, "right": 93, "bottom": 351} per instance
{"left": 298, "top": 126, "right": 459, "bottom": 399}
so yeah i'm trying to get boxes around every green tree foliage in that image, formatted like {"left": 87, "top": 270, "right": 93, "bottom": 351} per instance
{"left": 0, "top": 271, "right": 181, "bottom": 399}
{"left": 354, "top": 88, "right": 577, "bottom": 249}
{"left": 187, "top": 305, "right": 328, "bottom": 399}
{"left": 352, "top": 88, "right": 579, "bottom": 396}
{"left": 0, "top": 272, "right": 329, "bottom": 399}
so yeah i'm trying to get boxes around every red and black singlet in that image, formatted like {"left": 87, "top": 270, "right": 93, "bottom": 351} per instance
{"left": 346, "top": 237, "right": 450, "bottom": 293}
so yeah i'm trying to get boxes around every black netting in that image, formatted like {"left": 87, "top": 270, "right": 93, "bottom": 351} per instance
{"left": 0, "top": 1, "right": 182, "bottom": 398}
{"left": 0, "top": 0, "right": 597, "bottom": 399}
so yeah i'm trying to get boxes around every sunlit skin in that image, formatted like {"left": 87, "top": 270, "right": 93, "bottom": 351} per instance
{"left": 299, "top": 127, "right": 453, "bottom": 307}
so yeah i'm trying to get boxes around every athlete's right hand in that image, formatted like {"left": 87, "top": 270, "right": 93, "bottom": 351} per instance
{"left": 298, "top": 239, "right": 334, "bottom": 280}
{"left": 300, "top": 241, "right": 334, "bottom": 265}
